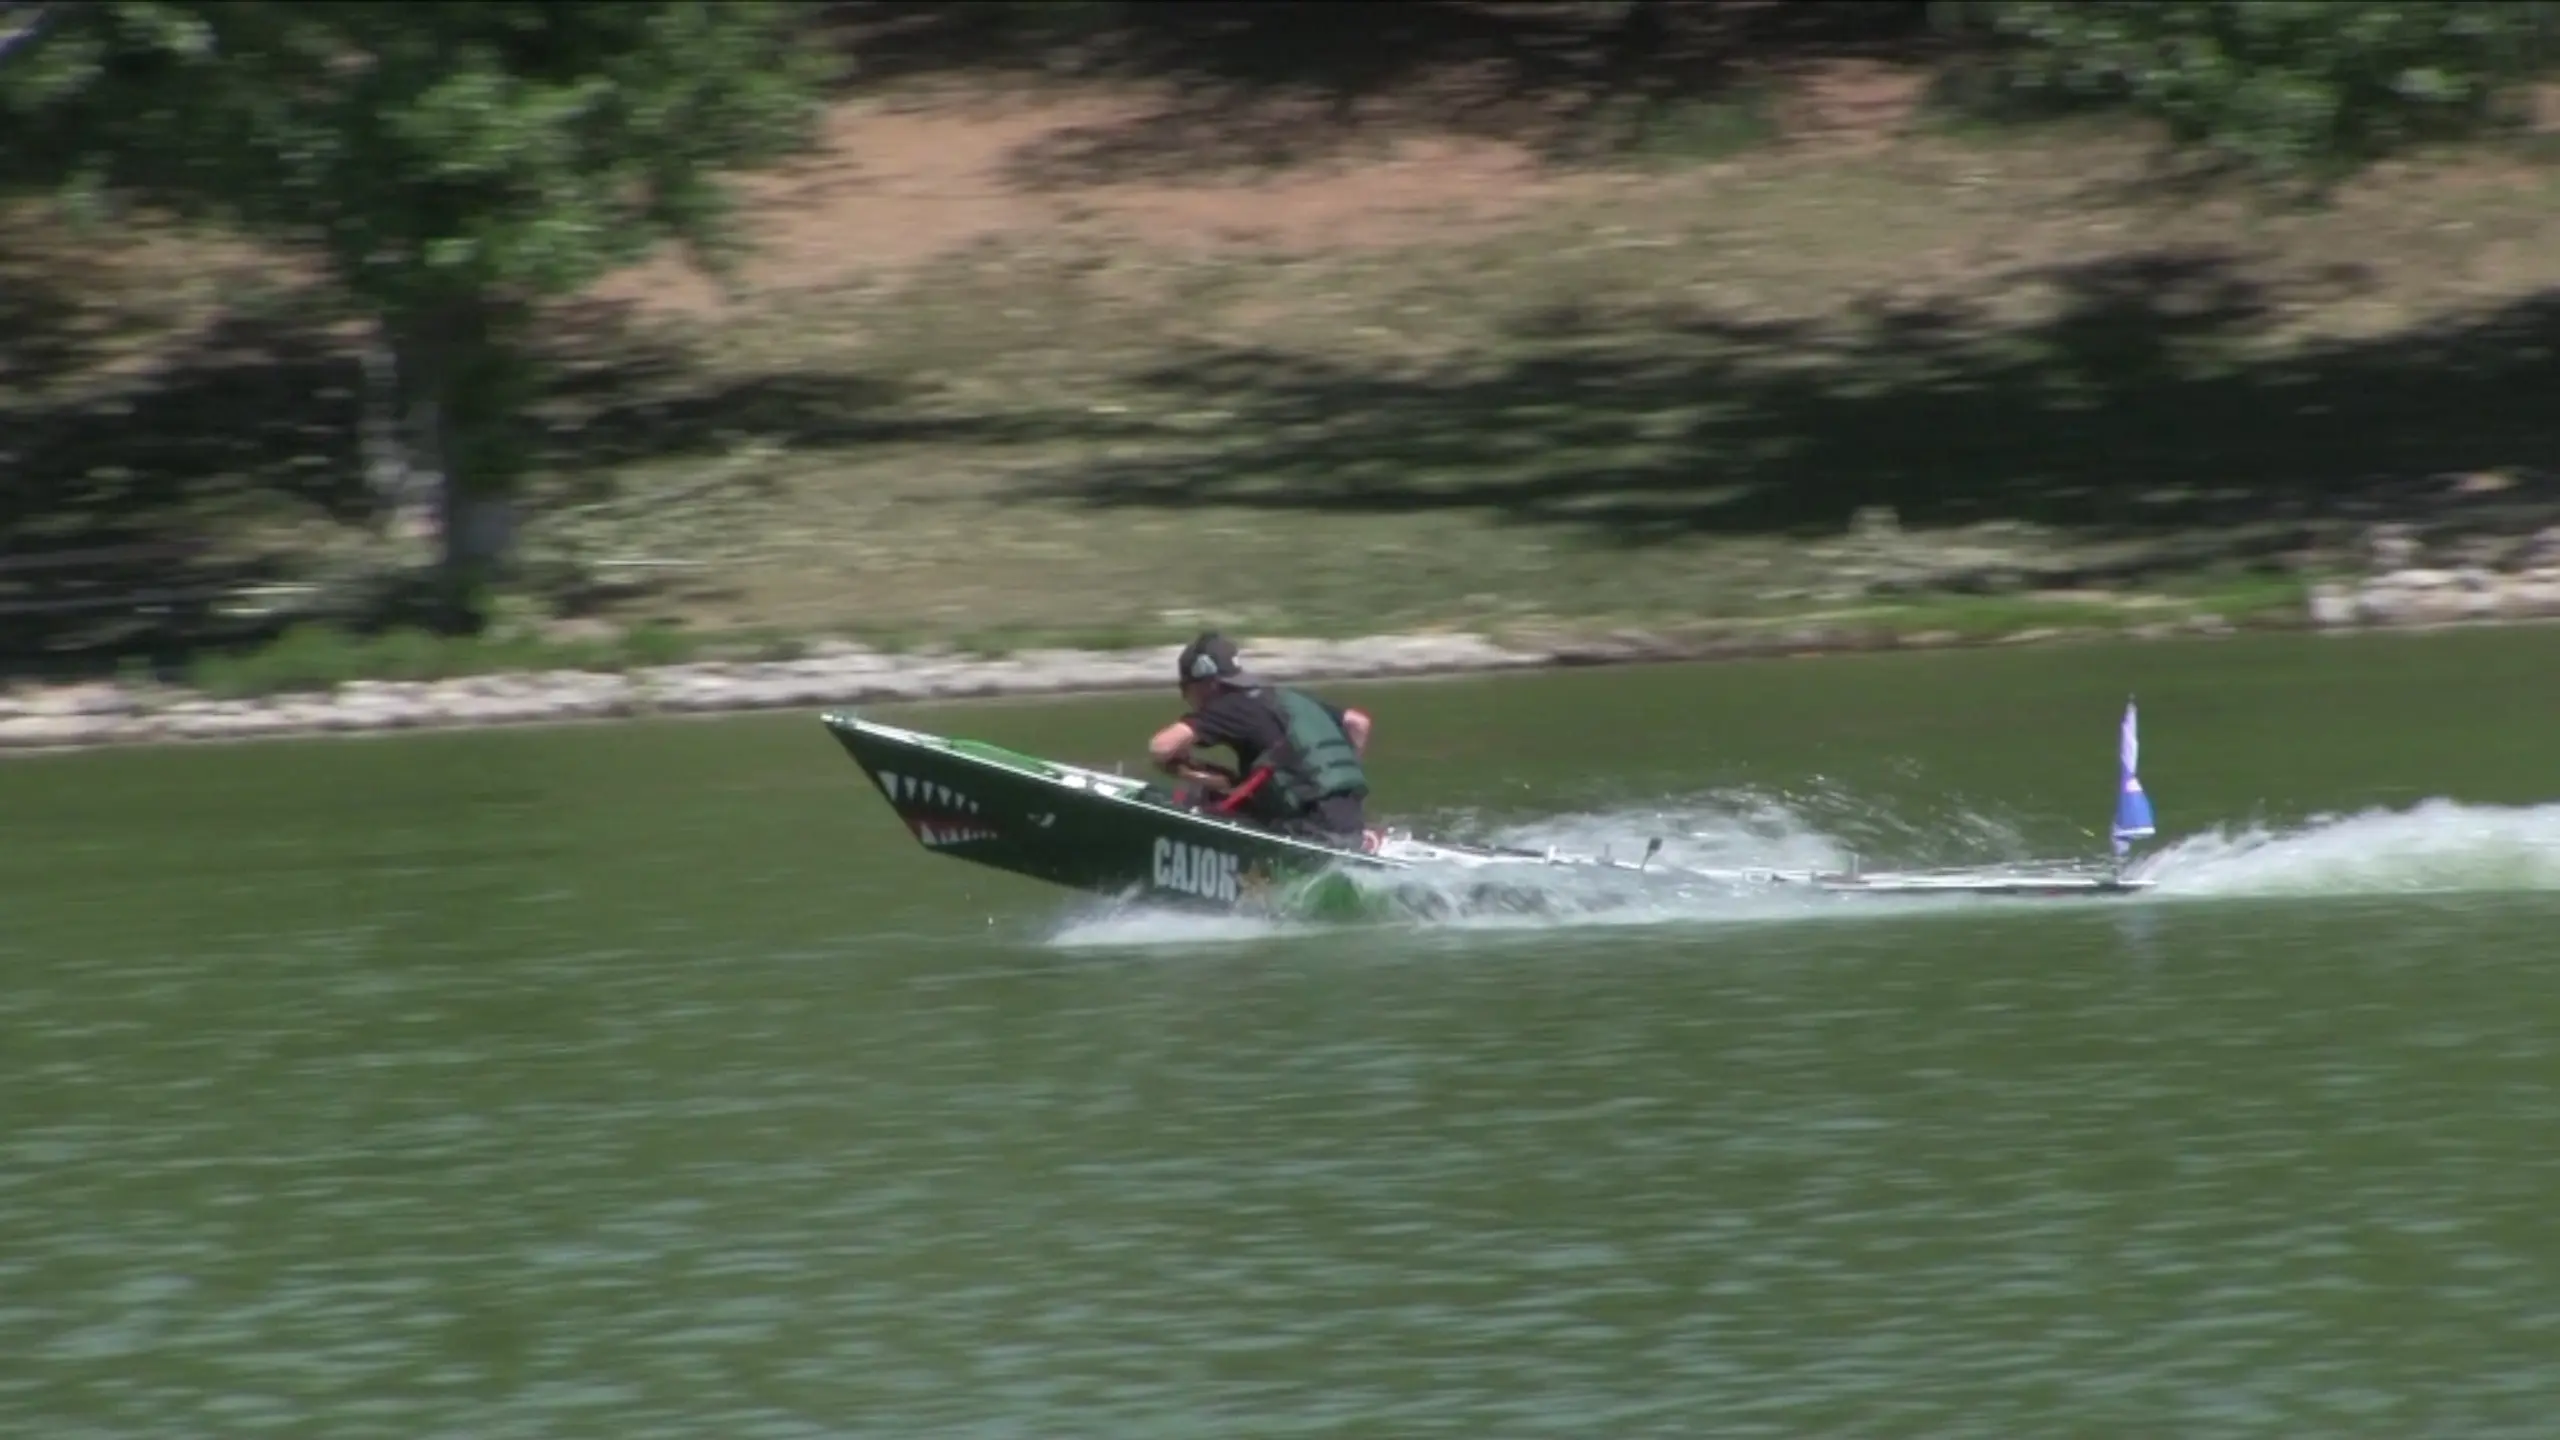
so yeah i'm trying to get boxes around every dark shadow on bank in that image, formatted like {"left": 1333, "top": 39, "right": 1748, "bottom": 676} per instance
{"left": 0, "top": 290, "right": 1092, "bottom": 679}
{"left": 0, "top": 285, "right": 370, "bottom": 675}
{"left": 1025, "top": 248, "right": 2560, "bottom": 574}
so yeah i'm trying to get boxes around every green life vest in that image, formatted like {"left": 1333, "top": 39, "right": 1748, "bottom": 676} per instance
{"left": 1261, "top": 686, "right": 1368, "bottom": 813}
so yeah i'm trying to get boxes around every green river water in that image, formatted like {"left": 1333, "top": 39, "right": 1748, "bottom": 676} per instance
{"left": 8, "top": 629, "right": 2560, "bottom": 1437}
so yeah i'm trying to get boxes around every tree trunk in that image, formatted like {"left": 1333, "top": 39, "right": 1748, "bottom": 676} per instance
{"left": 360, "top": 327, "right": 435, "bottom": 549}
{"left": 385, "top": 291, "right": 530, "bottom": 632}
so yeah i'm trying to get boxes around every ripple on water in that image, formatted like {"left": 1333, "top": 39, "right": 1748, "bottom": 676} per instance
{"left": 9, "top": 888, "right": 2560, "bottom": 1437}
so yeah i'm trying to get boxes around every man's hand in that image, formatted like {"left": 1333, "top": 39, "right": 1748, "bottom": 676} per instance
{"left": 1173, "top": 762, "right": 1239, "bottom": 791}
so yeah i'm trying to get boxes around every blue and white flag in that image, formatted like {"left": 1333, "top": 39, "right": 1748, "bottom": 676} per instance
{"left": 2111, "top": 696, "right": 2155, "bottom": 857}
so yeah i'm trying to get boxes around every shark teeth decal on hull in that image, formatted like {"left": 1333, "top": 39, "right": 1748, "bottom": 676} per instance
{"left": 910, "top": 816, "right": 1000, "bottom": 848}
{"left": 865, "top": 766, "right": 996, "bottom": 847}
{"left": 871, "top": 769, "right": 984, "bottom": 816}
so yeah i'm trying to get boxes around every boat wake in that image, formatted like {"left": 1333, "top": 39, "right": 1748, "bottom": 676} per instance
{"left": 1043, "top": 784, "right": 2053, "bottom": 947}
{"left": 2139, "top": 798, "right": 2560, "bottom": 898}
{"left": 1041, "top": 790, "right": 2560, "bottom": 948}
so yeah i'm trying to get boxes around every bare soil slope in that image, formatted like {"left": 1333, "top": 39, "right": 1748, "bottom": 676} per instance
{"left": 10, "top": 64, "right": 2559, "bottom": 658}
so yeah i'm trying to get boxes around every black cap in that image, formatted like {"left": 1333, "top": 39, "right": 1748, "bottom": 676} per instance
{"left": 1175, "top": 631, "right": 1256, "bottom": 686}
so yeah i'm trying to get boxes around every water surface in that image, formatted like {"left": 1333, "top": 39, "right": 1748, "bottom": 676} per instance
{"left": 8, "top": 629, "right": 2560, "bottom": 1437}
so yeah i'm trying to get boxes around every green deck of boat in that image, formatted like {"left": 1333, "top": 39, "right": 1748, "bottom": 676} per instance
{"left": 941, "top": 737, "right": 1068, "bottom": 776}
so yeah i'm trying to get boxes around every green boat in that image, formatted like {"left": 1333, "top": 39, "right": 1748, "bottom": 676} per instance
{"left": 818, "top": 701, "right": 2163, "bottom": 919}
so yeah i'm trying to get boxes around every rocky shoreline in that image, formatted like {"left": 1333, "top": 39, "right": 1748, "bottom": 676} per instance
{"left": 7, "top": 558, "right": 2560, "bottom": 755}
{"left": 2308, "top": 522, "right": 2560, "bottom": 628}
{"left": 0, "top": 633, "right": 1573, "bottom": 754}
{"left": 0, "top": 626, "right": 2105, "bottom": 755}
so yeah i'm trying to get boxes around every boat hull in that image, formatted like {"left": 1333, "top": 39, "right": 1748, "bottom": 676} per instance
{"left": 820, "top": 712, "right": 1387, "bottom": 912}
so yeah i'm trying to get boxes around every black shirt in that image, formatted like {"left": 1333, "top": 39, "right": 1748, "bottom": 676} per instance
{"left": 1181, "top": 684, "right": 1367, "bottom": 838}
{"left": 1182, "top": 685, "right": 1348, "bottom": 777}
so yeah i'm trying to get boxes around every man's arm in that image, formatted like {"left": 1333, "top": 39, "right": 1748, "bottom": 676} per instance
{"left": 1340, "top": 706, "right": 1371, "bottom": 756}
{"left": 1149, "top": 719, "right": 1239, "bottom": 787}
{"left": 1149, "top": 719, "right": 1199, "bottom": 773}
{"left": 1319, "top": 698, "right": 1372, "bottom": 756}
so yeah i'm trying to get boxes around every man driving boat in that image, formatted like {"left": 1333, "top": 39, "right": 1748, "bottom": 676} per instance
{"left": 1148, "top": 632, "right": 1373, "bottom": 848}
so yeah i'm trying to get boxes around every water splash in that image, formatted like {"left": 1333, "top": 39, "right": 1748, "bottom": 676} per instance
{"left": 1038, "top": 788, "right": 2560, "bottom": 949}
{"left": 1042, "top": 903, "right": 1321, "bottom": 950}
{"left": 1041, "top": 787, "right": 1997, "bottom": 947}
{"left": 2138, "top": 799, "right": 2560, "bottom": 897}
{"left": 1468, "top": 780, "right": 2051, "bottom": 876}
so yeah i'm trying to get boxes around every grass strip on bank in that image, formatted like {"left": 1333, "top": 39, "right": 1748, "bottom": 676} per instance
{"left": 147, "top": 572, "right": 2311, "bottom": 702}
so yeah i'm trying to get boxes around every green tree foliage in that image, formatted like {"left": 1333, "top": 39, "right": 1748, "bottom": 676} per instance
{"left": 2, "top": 1, "right": 831, "bottom": 619}
{"left": 1941, "top": 1, "right": 2559, "bottom": 181}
